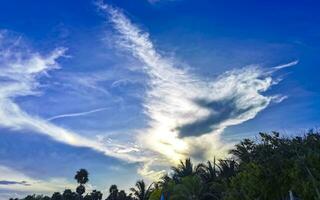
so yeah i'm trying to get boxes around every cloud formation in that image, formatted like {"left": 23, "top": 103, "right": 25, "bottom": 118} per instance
{"left": 0, "top": 165, "right": 75, "bottom": 193}
{"left": 0, "top": 31, "right": 143, "bottom": 163}
{"left": 98, "top": 2, "right": 297, "bottom": 179}
{"left": 0, "top": 181, "right": 30, "bottom": 186}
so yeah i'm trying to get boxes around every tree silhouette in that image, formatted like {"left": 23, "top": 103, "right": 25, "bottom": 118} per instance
{"left": 130, "top": 180, "right": 153, "bottom": 200}
{"left": 74, "top": 169, "right": 89, "bottom": 196}
{"left": 62, "top": 189, "right": 77, "bottom": 200}
{"left": 106, "top": 185, "right": 119, "bottom": 200}
{"left": 51, "top": 192, "right": 62, "bottom": 200}
{"left": 171, "top": 158, "right": 196, "bottom": 182}
{"left": 217, "top": 159, "right": 238, "bottom": 181}
{"left": 197, "top": 158, "right": 218, "bottom": 183}
{"left": 84, "top": 190, "right": 102, "bottom": 200}
{"left": 229, "top": 139, "right": 255, "bottom": 163}
{"left": 76, "top": 185, "right": 86, "bottom": 196}
{"left": 106, "top": 185, "right": 133, "bottom": 200}
{"left": 75, "top": 169, "right": 89, "bottom": 184}
{"left": 118, "top": 190, "right": 129, "bottom": 200}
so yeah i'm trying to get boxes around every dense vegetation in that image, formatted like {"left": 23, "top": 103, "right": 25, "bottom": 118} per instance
{"left": 11, "top": 131, "right": 320, "bottom": 200}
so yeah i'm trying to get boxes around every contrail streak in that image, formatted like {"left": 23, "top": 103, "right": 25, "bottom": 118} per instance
{"left": 47, "top": 107, "right": 109, "bottom": 121}
{"left": 273, "top": 60, "right": 299, "bottom": 70}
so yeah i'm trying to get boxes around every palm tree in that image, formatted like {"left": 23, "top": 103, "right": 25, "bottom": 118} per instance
{"left": 197, "top": 158, "right": 218, "bottom": 183}
{"left": 197, "top": 158, "right": 229, "bottom": 199}
{"left": 229, "top": 138, "right": 255, "bottom": 163}
{"left": 130, "top": 180, "right": 153, "bottom": 200}
{"left": 74, "top": 169, "right": 89, "bottom": 196}
{"left": 217, "top": 159, "right": 238, "bottom": 181}
{"left": 157, "top": 174, "right": 172, "bottom": 188}
{"left": 75, "top": 169, "right": 89, "bottom": 185}
{"left": 76, "top": 185, "right": 86, "bottom": 196}
{"left": 171, "top": 158, "right": 196, "bottom": 182}
{"left": 156, "top": 174, "right": 174, "bottom": 200}
{"left": 107, "top": 185, "right": 119, "bottom": 200}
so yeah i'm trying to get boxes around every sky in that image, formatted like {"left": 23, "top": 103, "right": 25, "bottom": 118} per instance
{"left": 0, "top": 0, "right": 320, "bottom": 199}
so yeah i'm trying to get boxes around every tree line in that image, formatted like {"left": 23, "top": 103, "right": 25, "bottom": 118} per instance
{"left": 11, "top": 130, "right": 320, "bottom": 200}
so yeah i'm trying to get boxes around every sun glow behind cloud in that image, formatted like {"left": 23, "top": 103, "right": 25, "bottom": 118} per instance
{"left": 97, "top": 2, "right": 297, "bottom": 179}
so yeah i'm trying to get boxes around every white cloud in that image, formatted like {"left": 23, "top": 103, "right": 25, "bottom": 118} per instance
{"left": 0, "top": 165, "right": 75, "bottom": 194}
{"left": 97, "top": 2, "right": 297, "bottom": 179}
{"left": 64, "top": 72, "right": 111, "bottom": 95}
{"left": 0, "top": 31, "right": 143, "bottom": 163}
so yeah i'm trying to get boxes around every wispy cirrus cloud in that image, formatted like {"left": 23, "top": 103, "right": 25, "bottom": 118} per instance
{"left": 0, "top": 181, "right": 30, "bottom": 186}
{"left": 0, "top": 165, "right": 75, "bottom": 193}
{"left": 97, "top": 2, "right": 298, "bottom": 179}
{"left": 0, "top": 31, "right": 143, "bottom": 164}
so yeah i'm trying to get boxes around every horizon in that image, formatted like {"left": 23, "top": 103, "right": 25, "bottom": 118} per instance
{"left": 0, "top": 0, "right": 320, "bottom": 199}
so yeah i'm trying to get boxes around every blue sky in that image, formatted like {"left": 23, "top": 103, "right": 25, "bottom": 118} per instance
{"left": 0, "top": 0, "right": 320, "bottom": 198}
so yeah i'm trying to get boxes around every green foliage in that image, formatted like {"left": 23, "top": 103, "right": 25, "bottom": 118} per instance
{"left": 149, "top": 189, "right": 161, "bottom": 200}
{"left": 171, "top": 176, "right": 212, "bottom": 200}
{"left": 171, "top": 158, "right": 196, "bottom": 182}
{"left": 130, "top": 180, "right": 153, "bottom": 200}
{"left": 224, "top": 163, "right": 265, "bottom": 200}
{"left": 226, "top": 131, "right": 320, "bottom": 200}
